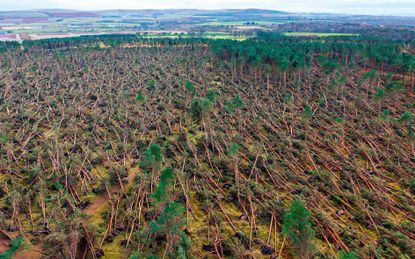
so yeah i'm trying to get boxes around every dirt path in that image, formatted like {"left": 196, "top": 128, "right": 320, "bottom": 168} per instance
{"left": 0, "top": 238, "right": 11, "bottom": 253}
{"left": 84, "top": 192, "right": 111, "bottom": 217}
{"left": 13, "top": 243, "right": 42, "bottom": 259}
{"left": 85, "top": 166, "right": 138, "bottom": 217}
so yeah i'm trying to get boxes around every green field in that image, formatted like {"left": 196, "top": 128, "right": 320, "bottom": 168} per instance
{"left": 201, "top": 20, "right": 282, "bottom": 26}
{"left": 139, "top": 32, "right": 249, "bottom": 40}
{"left": 284, "top": 32, "right": 360, "bottom": 37}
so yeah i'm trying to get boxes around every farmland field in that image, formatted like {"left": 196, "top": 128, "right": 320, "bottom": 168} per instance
{"left": 284, "top": 32, "right": 360, "bottom": 37}
{"left": 1, "top": 9, "right": 414, "bottom": 41}
{"left": 201, "top": 20, "right": 283, "bottom": 26}
{"left": 139, "top": 32, "right": 250, "bottom": 40}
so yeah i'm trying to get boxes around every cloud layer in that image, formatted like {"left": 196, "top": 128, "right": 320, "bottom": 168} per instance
{"left": 0, "top": 0, "right": 414, "bottom": 16}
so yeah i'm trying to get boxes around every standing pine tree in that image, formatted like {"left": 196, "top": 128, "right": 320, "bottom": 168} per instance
{"left": 152, "top": 167, "right": 174, "bottom": 212}
{"left": 140, "top": 143, "right": 162, "bottom": 172}
{"left": 374, "top": 88, "right": 386, "bottom": 117}
{"left": 189, "top": 97, "right": 213, "bottom": 121}
{"left": 184, "top": 80, "right": 195, "bottom": 95}
{"left": 282, "top": 199, "right": 314, "bottom": 258}
{"left": 148, "top": 166, "right": 190, "bottom": 258}
{"left": 140, "top": 143, "right": 163, "bottom": 193}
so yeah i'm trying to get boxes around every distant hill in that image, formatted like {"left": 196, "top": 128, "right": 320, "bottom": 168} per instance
{"left": 0, "top": 9, "right": 98, "bottom": 19}
{"left": 0, "top": 8, "right": 413, "bottom": 40}
{"left": 0, "top": 9, "right": 288, "bottom": 19}
{"left": 223, "top": 9, "right": 287, "bottom": 14}
{"left": 195, "top": 9, "right": 287, "bottom": 18}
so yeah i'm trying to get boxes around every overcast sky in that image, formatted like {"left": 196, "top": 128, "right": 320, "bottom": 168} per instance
{"left": 1, "top": 0, "right": 414, "bottom": 16}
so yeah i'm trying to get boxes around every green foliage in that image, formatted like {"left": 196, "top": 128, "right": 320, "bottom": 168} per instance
{"left": 140, "top": 144, "right": 162, "bottom": 171}
{"left": 225, "top": 95, "right": 244, "bottom": 113}
{"left": 135, "top": 92, "right": 146, "bottom": 103}
{"left": 232, "top": 95, "right": 244, "bottom": 109}
{"left": 179, "top": 232, "right": 192, "bottom": 253}
{"left": 282, "top": 199, "right": 314, "bottom": 257}
{"left": 185, "top": 80, "right": 195, "bottom": 94}
{"left": 228, "top": 142, "right": 240, "bottom": 157}
{"left": 206, "top": 89, "right": 218, "bottom": 102}
{"left": 150, "top": 201, "right": 186, "bottom": 236}
{"left": 397, "top": 111, "right": 414, "bottom": 124}
{"left": 253, "top": 56, "right": 262, "bottom": 68}
{"left": 335, "top": 117, "right": 344, "bottom": 123}
{"left": 283, "top": 92, "right": 292, "bottom": 103}
{"left": 224, "top": 100, "right": 234, "bottom": 113}
{"left": 264, "top": 64, "right": 271, "bottom": 75}
{"left": 177, "top": 245, "right": 187, "bottom": 259}
{"left": 128, "top": 251, "right": 145, "bottom": 259}
{"left": 385, "top": 80, "right": 402, "bottom": 92}
{"left": 408, "top": 125, "right": 415, "bottom": 139}
{"left": 176, "top": 232, "right": 192, "bottom": 259}
{"left": 362, "top": 69, "right": 377, "bottom": 80}
{"left": 152, "top": 167, "right": 174, "bottom": 204}
{"left": 409, "top": 179, "right": 415, "bottom": 194}
{"left": 278, "top": 56, "right": 290, "bottom": 71}
{"left": 189, "top": 97, "right": 213, "bottom": 119}
{"left": 319, "top": 55, "right": 338, "bottom": 73}
{"left": 147, "top": 80, "right": 156, "bottom": 91}
{"left": 381, "top": 109, "right": 390, "bottom": 120}
{"left": 317, "top": 98, "right": 326, "bottom": 107}
{"left": 395, "top": 231, "right": 411, "bottom": 254}
{"left": 159, "top": 166, "right": 174, "bottom": 186}
{"left": 374, "top": 88, "right": 386, "bottom": 101}
{"left": 148, "top": 165, "right": 189, "bottom": 257}
{"left": 339, "top": 250, "right": 359, "bottom": 259}
{"left": 53, "top": 182, "right": 63, "bottom": 190}
{"left": 337, "top": 74, "right": 347, "bottom": 85}
{"left": 0, "top": 134, "right": 8, "bottom": 145}
{"left": 0, "top": 236, "right": 24, "bottom": 259}
{"left": 302, "top": 105, "right": 313, "bottom": 120}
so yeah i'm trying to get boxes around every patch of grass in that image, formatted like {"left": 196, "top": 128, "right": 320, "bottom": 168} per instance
{"left": 138, "top": 32, "right": 249, "bottom": 40}
{"left": 200, "top": 20, "right": 280, "bottom": 26}
{"left": 284, "top": 32, "right": 360, "bottom": 37}
{"left": 101, "top": 234, "right": 124, "bottom": 259}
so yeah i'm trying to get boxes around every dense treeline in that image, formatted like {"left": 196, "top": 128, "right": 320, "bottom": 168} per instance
{"left": 21, "top": 34, "right": 140, "bottom": 49}
{"left": 0, "top": 41, "right": 20, "bottom": 53}
{"left": 21, "top": 34, "right": 208, "bottom": 50}
{"left": 211, "top": 32, "right": 415, "bottom": 77}
{"left": 273, "top": 22, "right": 415, "bottom": 42}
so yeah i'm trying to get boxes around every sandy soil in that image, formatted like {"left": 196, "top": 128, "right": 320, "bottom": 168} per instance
{"left": 84, "top": 192, "right": 110, "bottom": 216}
{"left": 13, "top": 243, "right": 43, "bottom": 259}
{"left": 0, "top": 238, "right": 11, "bottom": 253}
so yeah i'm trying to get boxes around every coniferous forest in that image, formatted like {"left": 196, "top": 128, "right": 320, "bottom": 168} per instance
{"left": 0, "top": 32, "right": 414, "bottom": 258}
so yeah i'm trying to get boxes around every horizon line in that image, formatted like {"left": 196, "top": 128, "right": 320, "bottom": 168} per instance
{"left": 0, "top": 8, "right": 414, "bottom": 18}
